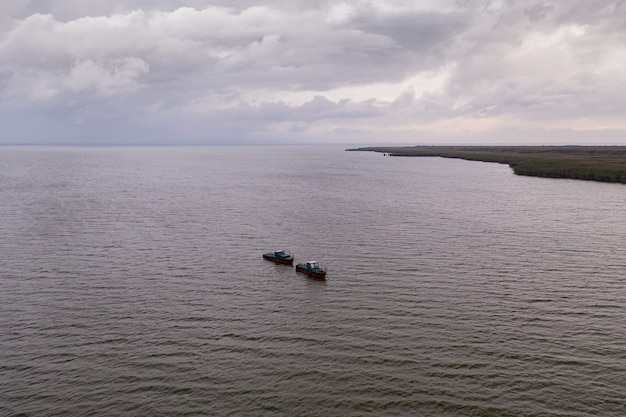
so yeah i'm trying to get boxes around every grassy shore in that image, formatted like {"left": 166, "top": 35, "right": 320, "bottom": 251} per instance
{"left": 347, "top": 145, "right": 626, "bottom": 184}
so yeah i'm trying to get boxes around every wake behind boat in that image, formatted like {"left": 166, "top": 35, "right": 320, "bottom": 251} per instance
{"left": 263, "top": 249, "right": 294, "bottom": 265}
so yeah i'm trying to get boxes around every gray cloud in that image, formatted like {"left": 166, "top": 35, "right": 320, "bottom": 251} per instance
{"left": 1, "top": 1, "right": 625, "bottom": 144}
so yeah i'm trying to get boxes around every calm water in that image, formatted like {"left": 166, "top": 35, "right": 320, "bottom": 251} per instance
{"left": 1, "top": 145, "right": 625, "bottom": 416}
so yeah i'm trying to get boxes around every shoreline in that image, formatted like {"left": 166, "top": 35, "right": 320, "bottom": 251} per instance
{"left": 346, "top": 145, "right": 626, "bottom": 184}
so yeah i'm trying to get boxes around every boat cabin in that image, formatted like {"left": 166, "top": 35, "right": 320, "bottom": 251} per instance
{"left": 306, "top": 261, "right": 319, "bottom": 270}
{"left": 275, "top": 250, "right": 286, "bottom": 257}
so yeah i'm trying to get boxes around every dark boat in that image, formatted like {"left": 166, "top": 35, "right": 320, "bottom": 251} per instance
{"left": 295, "top": 261, "right": 327, "bottom": 280}
{"left": 263, "top": 249, "right": 294, "bottom": 265}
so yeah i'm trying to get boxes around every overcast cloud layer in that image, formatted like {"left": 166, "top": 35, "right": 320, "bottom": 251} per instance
{"left": 1, "top": 0, "right": 625, "bottom": 145}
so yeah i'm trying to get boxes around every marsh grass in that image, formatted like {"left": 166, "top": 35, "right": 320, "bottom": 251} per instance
{"left": 347, "top": 146, "right": 626, "bottom": 184}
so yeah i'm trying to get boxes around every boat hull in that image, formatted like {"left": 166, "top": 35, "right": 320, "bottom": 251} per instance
{"left": 263, "top": 253, "right": 294, "bottom": 265}
{"left": 295, "top": 264, "right": 327, "bottom": 280}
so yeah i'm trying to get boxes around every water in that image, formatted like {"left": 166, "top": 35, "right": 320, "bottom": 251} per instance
{"left": 1, "top": 145, "right": 625, "bottom": 416}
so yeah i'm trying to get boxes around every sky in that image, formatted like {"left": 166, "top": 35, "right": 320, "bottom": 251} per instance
{"left": 1, "top": 0, "right": 625, "bottom": 145}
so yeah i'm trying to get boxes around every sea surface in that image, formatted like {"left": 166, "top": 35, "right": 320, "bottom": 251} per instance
{"left": 1, "top": 145, "right": 625, "bottom": 416}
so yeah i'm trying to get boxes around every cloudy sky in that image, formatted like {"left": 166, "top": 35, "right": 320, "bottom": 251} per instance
{"left": 1, "top": 1, "right": 625, "bottom": 145}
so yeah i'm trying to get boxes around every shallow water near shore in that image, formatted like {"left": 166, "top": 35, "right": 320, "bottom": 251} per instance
{"left": 1, "top": 145, "right": 625, "bottom": 416}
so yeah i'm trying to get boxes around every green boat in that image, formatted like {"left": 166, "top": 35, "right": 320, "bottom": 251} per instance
{"left": 295, "top": 261, "right": 327, "bottom": 280}
{"left": 263, "top": 249, "right": 294, "bottom": 265}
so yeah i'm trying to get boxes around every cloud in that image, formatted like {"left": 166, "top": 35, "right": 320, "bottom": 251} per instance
{"left": 1, "top": 1, "right": 626, "bottom": 144}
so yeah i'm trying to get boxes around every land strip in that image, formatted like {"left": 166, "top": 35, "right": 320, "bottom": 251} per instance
{"left": 347, "top": 146, "right": 626, "bottom": 184}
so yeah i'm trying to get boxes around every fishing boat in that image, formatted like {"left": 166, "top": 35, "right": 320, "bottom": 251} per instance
{"left": 262, "top": 249, "right": 294, "bottom": 265}
{"left": 295, "top": 261, "right": 327, "bottom": 280}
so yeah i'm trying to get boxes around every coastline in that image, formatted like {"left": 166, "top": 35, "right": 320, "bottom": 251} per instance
{"left": 347, "top": 145, "right": 626, "bottom": 184}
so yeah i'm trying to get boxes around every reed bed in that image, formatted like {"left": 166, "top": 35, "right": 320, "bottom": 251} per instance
{"left": 347, "top": 146, "right": 626, "bottom": 184}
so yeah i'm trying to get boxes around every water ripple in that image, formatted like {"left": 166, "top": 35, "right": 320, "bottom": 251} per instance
{"left": 1, "top": 146, "right": 625, "bottom": 416}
